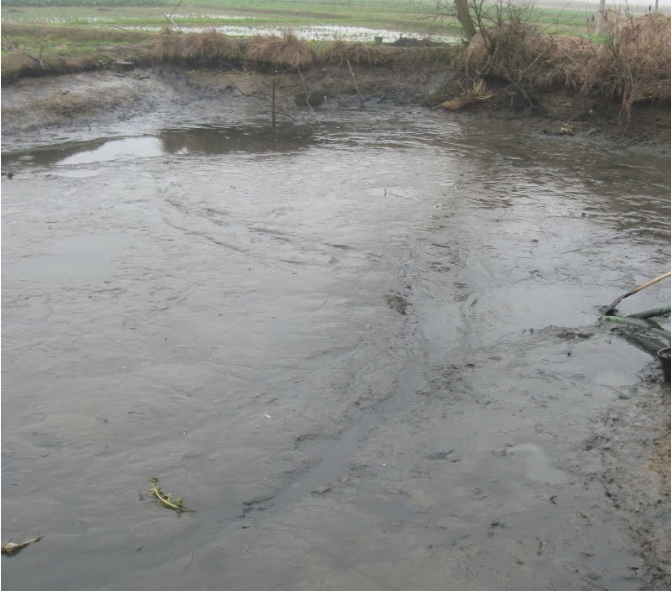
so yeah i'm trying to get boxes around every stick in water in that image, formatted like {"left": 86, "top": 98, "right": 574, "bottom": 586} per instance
{"left": 604, "top": 270, "right": 671, "bottom": 315}
{"left": 346, "top": 60, "right": 365, "bottom": 109}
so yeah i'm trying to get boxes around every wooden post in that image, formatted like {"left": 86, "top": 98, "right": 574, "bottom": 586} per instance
{"left": 346, "top": 60, "right": 365, "bottom": 109}
{"left": 271, "top": 74, "right": 277, "bottom": 128}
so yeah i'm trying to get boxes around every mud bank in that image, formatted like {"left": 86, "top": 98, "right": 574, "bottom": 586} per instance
{"left": 2, "top": 65, "right": 670, "bottom": 154}
{"left": 2, "top": 68, "right": 671, "bottom": 591}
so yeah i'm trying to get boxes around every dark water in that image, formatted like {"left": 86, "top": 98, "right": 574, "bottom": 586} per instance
{"left": 2, "top": 111, "right": 670, "bottom": 591}
{"left": 1, "top": 124, "right": 318, "bottom": 168}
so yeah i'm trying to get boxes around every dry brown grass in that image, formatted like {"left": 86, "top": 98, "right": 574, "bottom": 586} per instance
{"left": 247, "top": 32, "right": 316, "bottom": 69}
{"left": 439, "top": 79, "right": 494, "bottom": 110}
{"left": 461, "top": 14, "right": 671, "bottom": 113}
{"left": 465, "top": 23, "right": 580, "bottom": 92}
{"left": 586, "top": 13, "right": 671, "bottom": 113}
{"left": 2, "top": 51, "right": 111, "bottom": 82}
{"left": 153, "top": 29, "right": 241, "bottom": 64}
{"left": 322, "top": 41, "right": 456, "bottom": 69}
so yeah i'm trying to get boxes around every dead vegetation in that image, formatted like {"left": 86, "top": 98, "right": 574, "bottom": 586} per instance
{"left": 153, "top": 28, "right": 242, "bottom": 64}
{"left": 461, "top": 13, "right": 671, "bottom": 114}
{"left": 247, "top": 32, "right": 316, "bottom": 69}
{"left": 152, "top": 30, "right": 318, "bottom": 69}
{"left": 586, "top": 13, "right": 671, "bottom": 114}
{"left": 151, "top": 30, "right": 455, "bottom": 70}
{"left": 2, "top": 16, "right": 669, "bottom": 117}
{"left": 2, "top": 51, "right": 100, "bottom": 81}
{"left": 438, "top": 78, "right": 494, "bottom": 110}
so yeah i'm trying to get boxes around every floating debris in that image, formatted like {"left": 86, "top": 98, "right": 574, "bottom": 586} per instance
{"left": 2, "top": 535, "right": 42, "bottom": 557}
{"left": 149, "top": 478, "right": 192, "bottom": 513}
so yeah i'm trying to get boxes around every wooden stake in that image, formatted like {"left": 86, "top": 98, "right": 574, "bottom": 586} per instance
{"left": 156, "top": 6, "right": 182, "bottom": 31}
{"left": 346, "top": 60, "right": 365, "bottom": 109}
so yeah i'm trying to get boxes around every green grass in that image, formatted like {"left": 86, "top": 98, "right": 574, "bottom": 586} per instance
{"left": 1, "top": 0, "right": 592, "bottom": 36}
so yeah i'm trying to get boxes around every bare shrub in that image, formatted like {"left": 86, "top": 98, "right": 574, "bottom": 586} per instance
{"left": 583, "top": 13, "right": 671, "bottom": 113}
{"left": 460, "top": 11, "right": 671, "bottom": 113}
{"left": 464, "top": 21, "right": 566, "bottom": 101}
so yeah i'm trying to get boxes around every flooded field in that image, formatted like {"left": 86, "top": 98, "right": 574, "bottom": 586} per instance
{"left": 2, "top": 91, "right": 671, "bottom": 590}
{"left": 3, "top": 18, "right": 457, "bottom": 43}
{"left": 128, "top": 24, "right": 458, "bottom": 43}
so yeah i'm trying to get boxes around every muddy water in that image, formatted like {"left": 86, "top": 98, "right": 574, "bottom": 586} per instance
{"left": 2, "top": 108, "right": 671, "bottom": 591}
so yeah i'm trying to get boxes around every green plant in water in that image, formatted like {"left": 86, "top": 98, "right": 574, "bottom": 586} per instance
{"left": 149, "top": 478, "right": 191, "bottom": 513}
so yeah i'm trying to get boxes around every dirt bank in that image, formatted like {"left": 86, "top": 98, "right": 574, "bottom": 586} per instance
{"left": 3, "top": 64, "right": 671, "bottom": 155}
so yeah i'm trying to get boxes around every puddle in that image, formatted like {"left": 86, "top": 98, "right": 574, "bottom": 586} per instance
{"left": 2, "top": 125, "right": 319, "bottom": 170}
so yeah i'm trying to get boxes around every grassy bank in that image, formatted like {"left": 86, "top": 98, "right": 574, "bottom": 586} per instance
{"left": 152, "top": 28, "right": 456, "bottom": 68}
{"left": 1, "top": 24, "right": 154, "bottom": 82}
{"left": 3, "top": 11, "right": 669, "bottom": 119}
{"left": 150, "top": 17, "right": 670, "bottom": 115}
{"left": 0, "top": 23, "right": 457, "bottom": 83}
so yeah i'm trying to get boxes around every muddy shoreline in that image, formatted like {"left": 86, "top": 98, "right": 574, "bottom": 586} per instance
{"left": 2, "top": 66, "right": 671, "bottom": 591}
{"left": 2, "top": 64, "right": 670, "bottom": 154}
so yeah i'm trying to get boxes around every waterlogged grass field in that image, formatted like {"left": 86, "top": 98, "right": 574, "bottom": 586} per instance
{"left": 1, "top": 0, "right": 598, "bottom": 84}
{"left": 2, "top": 0, "right": 593, "bottom": 37}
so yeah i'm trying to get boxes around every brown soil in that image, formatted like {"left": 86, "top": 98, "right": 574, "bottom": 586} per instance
{"left": 3, "top": 62, "right": 670, "bottom": 153}
{"left": 450, "top": 84, "right": 671, "bottom": 154}
{"left": 181, "top": 65, "right": 671, "bottom": 152}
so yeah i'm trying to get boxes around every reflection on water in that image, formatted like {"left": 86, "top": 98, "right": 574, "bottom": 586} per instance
{"left": 158, "top": 125, "right": 316, "bottom": 155}
{"left": 60, "top": 137, "right": 164, "bottom": 165}
{"left": 439, "top": 122, "right": 671, "bottom": 244}
{"left": 2, "top": 125, "right": 318, "bottom": 168}
{"left": 2, "top": 118, "right": 669, "bottom": 247}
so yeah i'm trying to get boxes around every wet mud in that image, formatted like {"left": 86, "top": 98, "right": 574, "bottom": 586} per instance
{"left": 2, "top": 72, "right": 671, "bottom": 590}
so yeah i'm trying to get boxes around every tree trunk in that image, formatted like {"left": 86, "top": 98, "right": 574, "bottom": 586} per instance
{"left": 595, "top": 0, "right": 606, "bottom": 36}
{"left": 454, "top": 0, "right": 476, "bottom": 41}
